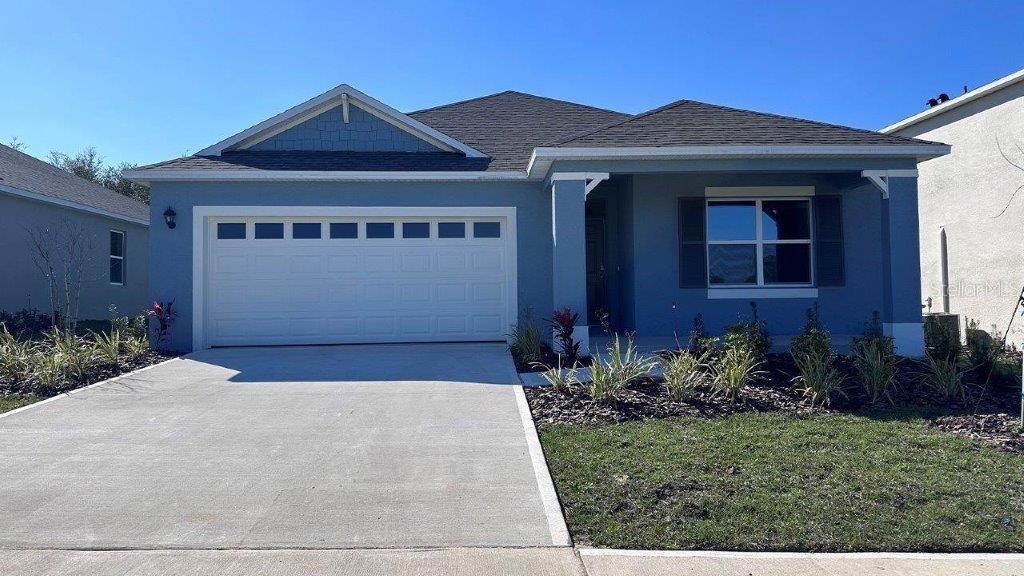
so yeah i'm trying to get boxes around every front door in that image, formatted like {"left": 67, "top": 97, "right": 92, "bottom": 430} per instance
{"left": 585, "top": 216, "right": 608, "bottom": 326}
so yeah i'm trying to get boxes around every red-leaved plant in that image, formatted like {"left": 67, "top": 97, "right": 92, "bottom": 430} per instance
{"left": 145, "top": 300, "right": 177, "bottom": 343}
{"left": 550, "top": 308, "right": 581, "bottom": 365}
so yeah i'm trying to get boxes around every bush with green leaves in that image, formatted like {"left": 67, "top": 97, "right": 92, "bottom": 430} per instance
{"left": 587, "top": 333, "right": 659, "bottom": 403}
{"left": 788, "top": 305, "right": 830, "bottom": 362}
{"left": 0, "top": 326, "right": 34, "bottom": 389}
{"left": 791, "top": 347, "right": 846, "bottom": 408}
{"left": 663, "top": 349, "right": 709, "bottom": 402}
{"left": 538, "top": 357, "right": 577, "bottom": 393}
{"left": 924, "top": 314, "right": 961, "bottom": 362}
{"left": 109, "top": 304, "right": 147, "bottom": 340}
{"left": 709, "top": 344, "right": 763, "bottom": 403}
{"left": 509, "top": 309, "right": 544, "bottom": 366}
{"left": 917, "top": 354, "right": 967, "bottom": 403}
{"left": 723, "top": 302, "right": 771, "bottom": 361}
{"left": 92, "top": 330, "right": 122, "bottom": 364}
{"left": 688, "top": 313, "right": 718, "bottom": 357}
{"left": 964, "top": 318, "right": 1001, "bottom": 383}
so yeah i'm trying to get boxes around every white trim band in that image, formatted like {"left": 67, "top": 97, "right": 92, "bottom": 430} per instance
{"left": 708, "top": 287, "right": 819, "bottom": 299}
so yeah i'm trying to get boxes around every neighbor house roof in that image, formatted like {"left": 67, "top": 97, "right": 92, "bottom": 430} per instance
{"left": 0, "top": 144, "right": 148, "bottom": 225}
{"left": 880, "top": 67, "right": 1024, "bottom": 134}
{"left": 129, "top": 84, "right": 948, "bottom": 182}
{"left": 556, "top": 99, "right": 941, "bottom": 147}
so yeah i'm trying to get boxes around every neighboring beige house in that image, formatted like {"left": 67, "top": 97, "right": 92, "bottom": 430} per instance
{"left": 882, "top": 68, "right": 1024, "bottom": 345}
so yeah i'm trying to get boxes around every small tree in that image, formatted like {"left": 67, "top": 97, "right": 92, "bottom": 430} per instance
{"left": 25, "top": 217, "right": 97, "bottom": 330}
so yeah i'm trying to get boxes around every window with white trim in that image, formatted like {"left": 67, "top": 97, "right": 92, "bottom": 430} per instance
{"left": 109, "top": 230, "right": 126, "bottom": 285}
{"left": 706, "top": 199, "right": 812, "bottom": 286}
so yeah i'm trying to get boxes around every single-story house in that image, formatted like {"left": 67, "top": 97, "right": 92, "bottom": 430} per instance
{"left": 0, "top": 143, "right": 149, "bottom": 321}
{"left": 126, "top": 85, "right": 949, "bottom": 355}
{"left": 881, "top": 68, "right": 1024, "bottom": 345}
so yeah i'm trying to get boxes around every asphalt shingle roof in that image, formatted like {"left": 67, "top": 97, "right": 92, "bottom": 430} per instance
{"left": 555, "top": 99, "right": 941, "bottom": 148}
{"left": 143, "top": 151, "right": 492, "bottom": 172}
{"left": 408, "top": 91, "right": 632, "bottom": 171}
{"left": 137, "top": 90, "right": 943, "bottom": 175}
{"left": 0, "top": 144, "right": 148, "bottom": 222}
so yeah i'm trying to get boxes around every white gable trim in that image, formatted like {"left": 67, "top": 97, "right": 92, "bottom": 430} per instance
{"left": 196, "top": 84, "right": 487, "bottom": 158}
{"left": 881, "top": 67, "right": 1024, "bottom": 134}
{"left": 1, "top": 183, "right": 149, "bottom": 226}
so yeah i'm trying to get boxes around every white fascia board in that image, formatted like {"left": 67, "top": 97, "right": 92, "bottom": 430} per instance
{"left": 195, "top": 83, "right": 487, "bottom": 158}
{"left": 880, "top": 67, "right": 1024, "bottom": 134}
{"left": 527, "top": 144, "right": 951, "bottom": 177}
{"left": 0, "top": 183, "right": 149, "bottom": 226}
{"left": 123, "top": 169, "right": 527, "bottom": 183}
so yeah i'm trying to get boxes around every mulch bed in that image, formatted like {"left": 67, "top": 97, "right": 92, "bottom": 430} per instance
{"left": 1, "top": 351, "right": 175, "bottom": 398}
{"left": 525, "top": 351, "right": 1024, "bottom": 454}
{"left": 510, "top": 342, "right": 592, "bottom": 373}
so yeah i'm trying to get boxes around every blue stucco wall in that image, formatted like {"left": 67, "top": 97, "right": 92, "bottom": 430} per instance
{"left": 148, "top": 180, "right": 550, "bottom": 351}
{"left": 249, "top": 105, "right": 441, "bottom": 152}
{"left": 626, "top": 172, "right": 895, "bottom": 340}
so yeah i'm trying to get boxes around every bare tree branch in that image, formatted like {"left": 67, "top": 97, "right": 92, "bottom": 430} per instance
{"left": 992, "top": 136, "right": 1024, "bottom": 218}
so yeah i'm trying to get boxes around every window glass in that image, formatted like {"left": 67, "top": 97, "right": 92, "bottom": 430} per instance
{"left": 707, "top": 201, "right": 756, "bottom": 241}
{"left": 473, "top": 221, "right": 501, "bottom": 238}
{"left": 366, "top": 222, "right": 395, "bottom": 238}
{"left": 254, "top": 222, "right": 284, "bottom": 239}
{"left": 403, "top": 222, "right": 430, "bottom": 238}
{"left": 708, "top": 244, "right": 757, "bottom": 285}
{"left": 329, "top": 222, "right": 358, "bottom": 239}
{"left": 109, "top": 231, "right": 124, "bottom": 257}
{"left": 292, "top": 222, "right": 321, "bottom": 239}
{"left": 762, "top": 200, "right": 810, "bottom": 240}
{"left": 763, "top": 244, "right": 812, "bottom": 284}
{"left": 217, "top": 222, "right": 246, "bottom": 239}
{"left": 438, "top": 222, "right": 466, "bottom": 238}
{"left": 109, "top": 258, "right": 124, "bottom": 284}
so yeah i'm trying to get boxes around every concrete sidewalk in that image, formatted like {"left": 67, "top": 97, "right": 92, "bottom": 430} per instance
{"left": 579, "top": 549, "right": 1024, "bottom": 576}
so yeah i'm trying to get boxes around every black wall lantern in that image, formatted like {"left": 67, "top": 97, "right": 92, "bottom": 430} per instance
{"left": 163, "top": 207, "right": 177, "bottom": 229}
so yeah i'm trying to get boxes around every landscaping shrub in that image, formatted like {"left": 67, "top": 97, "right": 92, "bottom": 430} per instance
{"left": 538, "top": 357, "right": 577, "bottom": 393}
{"left": 688, "top": 313, "right": 718, "bottom": 357}
{"left": 788, "top": 304, "right": 830, "bottom": 363}
{"left": 92, "top": 330, "right": 122, "bottom": 365}
{"left": 0, "top": 308, "right": 57, "bottom": 339}
{"left": 965, "top": 318, "right": 1001, "bottom": 383}
{"left": 917, "top": 354, "right": 967, "bottom": 403}
{"left": 145, "top": 300, "right": 177, "bottom": 343}
{"left": 110, "top": 304, "right": 147, "bottom": 340}
{"left": 851, "top": 314, "right": 899, "bottom": 406}
{"left": 924, "top": 314, "right": 961, "bottom": 362}
{"left": 550, "top": 308, "right": 582, "bottom": 365}
{"left": 663, "top": 349, "right": 709, "bottom": 402}
{"left": 508, "top": 308, "right": 544, "bottom": 366}
{"left": 792, "top": 348, "right": 846, "bottom": 408}
{"left": 709, "top": 344, "right": 763, "bottom": 403}
{"left": 0, "top": 327, "right": 34, "bottom": 389}
{"left": 723, "top": 302, "right": 771, "bottom": 361}
{"left": 588, "top": 333, "right": 659, "bottom": 403}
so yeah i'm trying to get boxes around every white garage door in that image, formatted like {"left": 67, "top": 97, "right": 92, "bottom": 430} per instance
{"left": 200, "top": 209, "right": 516, "bottom": 347}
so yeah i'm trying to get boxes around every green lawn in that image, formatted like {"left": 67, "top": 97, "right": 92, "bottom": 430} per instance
{"left": 0, "top": 394, "right": 42, "bottom": 414}
{"left": 540, "top": 411, "right": 1024, "bottom": 551}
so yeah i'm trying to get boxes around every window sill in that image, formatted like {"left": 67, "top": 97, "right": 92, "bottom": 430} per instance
{"left": 707, "top": 287, "right": 818, "bottom": 299}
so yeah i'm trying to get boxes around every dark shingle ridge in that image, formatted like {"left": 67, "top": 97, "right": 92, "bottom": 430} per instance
{"left": 556, "top": 98, "right": 944, "bottom": 147}
{"left": 409, "top": 90, "right": 630, "bottom": 118}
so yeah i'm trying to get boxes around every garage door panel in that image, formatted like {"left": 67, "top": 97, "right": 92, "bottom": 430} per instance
{"left": 205, "top": 214, "right": 512, "bottom": 347}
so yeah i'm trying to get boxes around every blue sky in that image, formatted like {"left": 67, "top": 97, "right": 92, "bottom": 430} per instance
{"left": 2, "top": 0, "right": 1021, "bottom": 167}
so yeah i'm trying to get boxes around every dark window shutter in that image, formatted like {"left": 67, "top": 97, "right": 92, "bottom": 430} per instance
{"left": 814, "top": 196, "right": 845, "bottom": 287}
{"left": 678, "top": 198, "right": 707, "bottom": 288}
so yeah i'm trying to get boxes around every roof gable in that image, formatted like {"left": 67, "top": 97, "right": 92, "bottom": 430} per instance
{"left": 556, "top": 99, "right": 940, "bottom": 148}
{"left": 249, "top": 104, "right": 442, "bottom": 153}
{"left": 197, "top": 84, "right": 486, "bottom": 158}
{"left": 0, "top": 144, "right": 148, "bottom": 224}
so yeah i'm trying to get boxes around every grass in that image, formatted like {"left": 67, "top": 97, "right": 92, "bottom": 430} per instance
{"left": 540, "top": 411, "right": 1024, "bottom": 551}
{"left": 0, "top": 394, "right": 42, "bottom": 414}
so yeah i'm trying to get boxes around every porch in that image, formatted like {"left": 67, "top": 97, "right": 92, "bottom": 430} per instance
{"left": 547, "top": 162, "right": 925, "bottom": 356}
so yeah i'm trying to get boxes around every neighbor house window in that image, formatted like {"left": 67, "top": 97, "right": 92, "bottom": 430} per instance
{"left": 706, "top": 199, "right": 812, "bottom": 286}
{"left": 109, "top": 230, "right": 126, "bottom": 285}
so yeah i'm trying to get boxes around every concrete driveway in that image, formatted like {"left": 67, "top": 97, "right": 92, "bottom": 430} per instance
{"left": 0, "top": 343, "right": 565, "bottom": 550}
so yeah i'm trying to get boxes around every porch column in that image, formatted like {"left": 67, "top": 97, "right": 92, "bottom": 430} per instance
{"left": 882, "top": 175, "right": 925, "bottom": 356}
{"left": 551, "top": 175, "right": 590, "bottom": 354}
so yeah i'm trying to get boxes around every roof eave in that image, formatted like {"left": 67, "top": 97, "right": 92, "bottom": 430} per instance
{"left": 0, "top": 183, "right": 149, "bottom": 226}
{"left": 880, "top": 68, "right": 1024, "bottom": 134}
{"left": 527, "top": 144, "right": 951, "bottom": 177}
{"left": 123, "top": 169, "right": 528, "bottom": 184}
